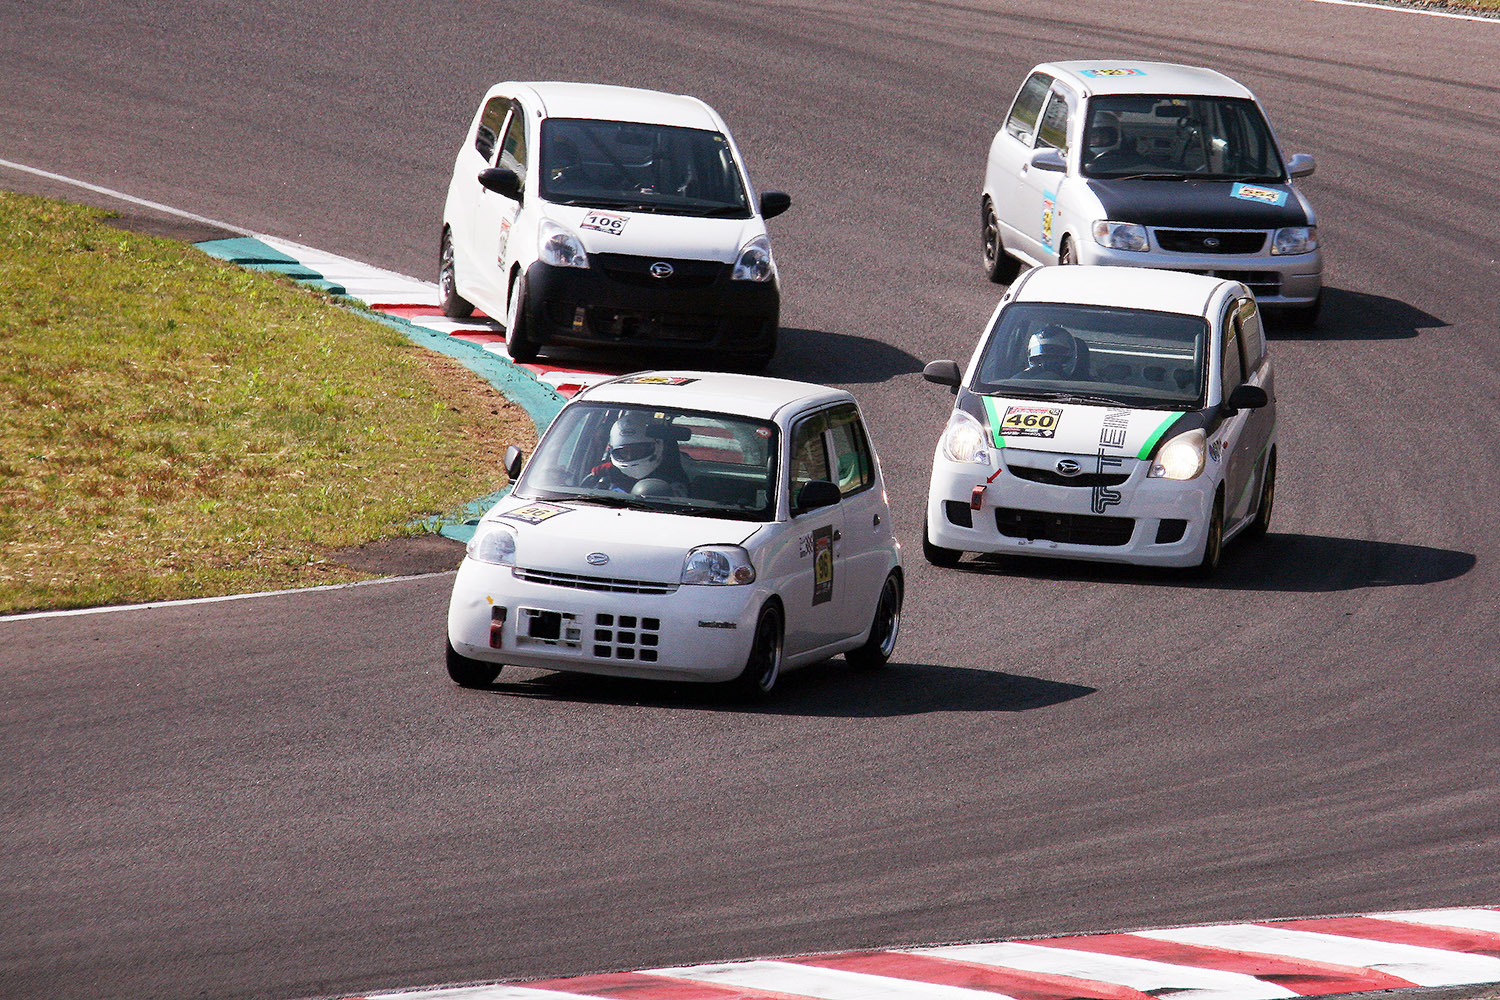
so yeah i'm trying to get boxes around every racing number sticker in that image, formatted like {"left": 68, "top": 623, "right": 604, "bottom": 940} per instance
{"left": 1231, "top": 182, "right": 1289, "bottom": 207}
{"left": 812, "top": 525, "right": 834, "bottom": 605}
{"left": 1001, "top": 405, "right": 1062, "bottom": 438}
{"left": 499, "top": 502, "right": 571, "bottom": 525}
{"left": 616, "top": 375, "right": 699, "bottom": 385}
{"left": 1080, "top": 67, "right": 1147, "bottom": 77}
{"left": 580, "top": 211, "right": 628, "bottom": 235}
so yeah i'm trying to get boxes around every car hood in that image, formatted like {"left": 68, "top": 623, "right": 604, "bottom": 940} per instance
{"left": 977, "top": 395, "right": 1187, "bottom": 458}
{"left": 1084, "top": 177, "right": 1310, "bottom": 229}
{"left": 478, "top": 496, "right": 761, "bottom": 581}
{"left": 545, "top": 204, "right": 763, "bottom": 261}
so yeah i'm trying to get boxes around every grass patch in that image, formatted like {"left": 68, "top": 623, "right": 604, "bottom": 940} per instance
{"left": 0, "top": 192, "right": 534, "bottom": 614}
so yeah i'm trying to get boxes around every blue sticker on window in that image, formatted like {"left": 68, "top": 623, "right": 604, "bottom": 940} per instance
{"left": 1231, "top": 183, "right": 1289, "bottom": 207}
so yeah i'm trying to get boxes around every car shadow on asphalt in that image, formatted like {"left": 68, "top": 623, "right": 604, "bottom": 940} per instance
{"left": 473, "top": 661, "right": 1093, "bottom": 717}
{"left": 1269, "top": 286, "right": 1446, "bottom": 341}
{"left": 949, "top": 532, "right": 1475, "bottom": 593}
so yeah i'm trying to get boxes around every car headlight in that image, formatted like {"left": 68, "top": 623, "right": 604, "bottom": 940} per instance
{"left": 1092, "top": 220, "right": 1150, "bottom": 252}
{"left": 1148, "top": 428, "right": 1206, "bottom": 481}
{"left": 466, "top": 522, "right": 518, "bottom": 565}
{"left": 938, "top": 409, "right": 992, "bottom": 465}
{"left": 731, "top": 235, "right": 774, "bottom": 282}
{"left": 681, "top": 545, "right": 756, "bottom": 585}
{"left": 539, "top": 220, "right": 589, "bottom": 268}
{"left": 1270, "top": 226, "right": 1317, "bottom": 255}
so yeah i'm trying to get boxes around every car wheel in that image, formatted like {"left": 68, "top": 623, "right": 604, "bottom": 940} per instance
{"left": 438, "top": 228, "right": 474, "bottom": 319}
{"left": 847, "top": 572, "right": 902, "bottom": 671}
{"left": 922, "top": 523, "right": 962, "bottom": 568}
{"left": 1247, "top": 451, "right": 1276, "bottom": 539}
{"left": 505, "top": 275, "right": 540, "bottom": 362}
{"left": 732, "top": 603, "right": 783, "bottom": 697}
{"left": 446, "top": 639, "right": 501, "bottom": 688}
{"left": 1058, "top": 236, "right": 1078, "bottom": 266}
{"left": 982, "top": 199, "right": 1020, "bottom": 284}
{"left": 1192, "top": 492, "right": 1225, "bottom": 578}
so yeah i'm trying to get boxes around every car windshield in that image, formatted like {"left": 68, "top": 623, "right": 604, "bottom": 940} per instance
{"left": 1080, "top": 95, "right": 1286, "bottom": 182}
{"left": 538, "top": 119, "right": 752, "bottom": 218}
{"left": 971, "top": 303, "right": 1207, "bottom": 409}
{"left": 513, "top": 400, "right": 778, "bottom": 521}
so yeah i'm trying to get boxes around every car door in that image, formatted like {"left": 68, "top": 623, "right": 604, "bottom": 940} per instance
{"left": 1231, "top": 296, "right": 1275, "bottom": 524}
{"left": 451, "top": 95, "right": 512, "bottom": 298}
{"left": 989, "top": 72, "right": 1053, "bottom": 251}
{"left": 1013, "top": 84, "right": 1076, "bottom": 264}
{"left": 470, "top": 99, "right": 529, "bottom": 307}
{"left": 776, "top": 409, "right": 846, "bottom": 653}
{"left": 1211, "top": 302, "right": 1256, "bottom": 524}
{"left": 823, "top": 404, "right": 892, "bottom": 641}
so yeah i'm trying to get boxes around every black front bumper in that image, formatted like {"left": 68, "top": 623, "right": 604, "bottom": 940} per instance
{"left": 523, "top": 253, "right": 779, "bottom": 355}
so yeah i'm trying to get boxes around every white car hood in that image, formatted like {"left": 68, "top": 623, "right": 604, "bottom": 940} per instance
{"left": 546, "top": 204, "right": 761, "bottom": 261}
{"left": 479, "top": 497, "right": 760, "bottom": 581}
{"left": 978, "top": 396, "right": 1186, "bottom": 458}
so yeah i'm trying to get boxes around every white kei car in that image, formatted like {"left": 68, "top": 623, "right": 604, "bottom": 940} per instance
{"left": 922, "top": 266, "right": 1277, "bottom": 575}
{"left": 440, "top": 82, "right": 788, "bottom": 369}
{"left": 446, "top": 372, "right": 903, "bottom": 695}
{"left": 981, "top": 60, "right": 1322, "bottom": 325}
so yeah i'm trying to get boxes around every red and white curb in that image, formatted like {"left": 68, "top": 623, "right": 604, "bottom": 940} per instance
{"left": 339, "top": 908, "right": 1500, "bottom": 1000}
{"left": 250, "top": 234, "right": 627, "bottom": 398}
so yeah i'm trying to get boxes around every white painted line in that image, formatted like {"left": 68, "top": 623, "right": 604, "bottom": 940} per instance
{"left": 912, "top": 941, "right": 1298, "bottom": 1000}
{"left": 255, "top": 234, "right": 439, "bottom": 304}
{"left": 367, "top": 986, "right": 609, "bottom": 1000}
{"left": 409, "top": 317, "right": 503, "bottom": 335}
{"left": 646, "top": 960, "right": 1017, "bottom": 1000}
{"left": 0, "top": 157, "right": 253, "bottom": 233}
{"left": 1306, "top": 0, "right": 1500, "bottom": 23}
{"left": 0, "top": 571, "right": 455, "bottom": 624}
{"left": 1138, "top": 923, "right": 1500, "bottom": 987}
{"left": 1379, "top": 907, "right": 1500, "bottom": 934}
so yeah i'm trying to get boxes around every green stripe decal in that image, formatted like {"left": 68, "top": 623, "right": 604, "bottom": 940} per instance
{"left": 979, "top": 396, "right": 1008, "bottom": 449}
{"left": 1137, "top": 412, "right": 1184, "bottom": 459}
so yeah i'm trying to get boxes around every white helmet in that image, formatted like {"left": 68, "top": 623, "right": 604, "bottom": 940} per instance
{"left": 608, "top": 411, "right": 664, "bottom": 480}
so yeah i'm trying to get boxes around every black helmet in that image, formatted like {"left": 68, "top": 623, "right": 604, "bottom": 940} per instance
{"left": 1026, "top": 325, "right": 1078, "bottom": 372}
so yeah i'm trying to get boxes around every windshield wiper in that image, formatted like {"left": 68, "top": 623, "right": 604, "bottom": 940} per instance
{"left": 569, "top": 493, "right": 658, "bottom": 510}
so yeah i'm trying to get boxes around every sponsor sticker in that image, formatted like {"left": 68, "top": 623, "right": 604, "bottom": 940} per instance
{"left": 812, "top": 525, "right": 834, "bottom": 605}
{"left": 1041, "top": 190, "right": 1057, "bottom": 251}
{"left": 1231, "top": 182, "right": 1289, "bottom": 207}
{"left": 1080, "top": 68, "right": 1146, "bottom": 77}
{"left": 616, "top": 375, "right": 699, "bottom": 385}
{"left": 580, "top": 211, "right": 628, "bottom": 235}
{"left": 1091, "top": 407, "right": 1130, "bottom": 514}
{"left": 498, "top": 502, "right": 571, "bottom": 525}
{"left": 1000, "top": 405, "right": 1062, "bottom": 438}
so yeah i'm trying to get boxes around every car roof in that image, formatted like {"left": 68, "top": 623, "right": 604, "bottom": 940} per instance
{"left": 576, "top": 371, "right": 853, "bottom": 422}
{"left": 1039, "top": 61, "right": 1254, "bottom": 100}
{"left": 503, "top": 82, "right": 724, "bottom": 130}
{"left": 1012, "top": 265, "right": 1237, "bottom": 316}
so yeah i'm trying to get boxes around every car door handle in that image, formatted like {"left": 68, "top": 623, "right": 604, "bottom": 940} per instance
{"left": 872, "top": 513, "right": 881, "bottom": 527}
{"left": 833, "top": 529, "right": 842, "bottom": 541}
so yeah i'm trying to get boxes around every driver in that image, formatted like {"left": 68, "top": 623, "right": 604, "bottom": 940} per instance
{"left": 588, "top": 411, "right": 689, "bottom": 495}
{"left": 1019, "top": 324, "right": 1081, "bottom": 378}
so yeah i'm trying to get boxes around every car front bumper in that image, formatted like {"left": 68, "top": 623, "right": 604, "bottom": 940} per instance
{"left": 1075, "top": 240, "right": 1322, "bottom": 307}
{"left": 925, "top": 449, "right": 1217, "bottom": 568}
{"left": 447, "top": 557, "right": 762, "bottom": 682}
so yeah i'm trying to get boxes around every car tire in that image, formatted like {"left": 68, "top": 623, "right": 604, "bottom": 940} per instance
{"left": 1192, "top": 491, "right": 1225, "bottom": 578}
{"left": 438, "top": 228, "right": 474, "bottom": 319}
{"left": 1247, "top": 451, "right": 1276, "bottom": 539}
{"left": 446, "top": 639, "right": 501, "bottom": 688}
{"left": 982, "top": 199, "right": 1021, "bottom": 284}
{"left": 847, "top": 572, "right": 902, "bottom": 671}
{"left": 732, "top": 603, "right": 783, "bottom": 697}
{"left": 505, "top": 274, "right": 540, "bottom": 363}
{"left": 922, "top": 523, "right": 962, "bottom": 568}
{"left": 1058, "top": 236, "right": 1078, "bottom": 266}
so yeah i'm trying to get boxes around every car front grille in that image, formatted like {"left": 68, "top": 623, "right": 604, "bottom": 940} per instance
{"left": 1155, "top": 229, "right": 1267, "bottom": 254}
{"left": 995, "top": 507, "right": 1134, "bottom": 546}
{"left": 593, "top": 613, "right": 661, "bottom": 663}
{"left": 1007, "top": 466, "right": 1131, "bottom": 488}
{"left": 1175, "top": 268, "right": 1282, "bottom": 297}
{"left": 591, "top": 252, "right": 726, "bottom": 289}
{"left": 514, "top": 568, "right": 678, "bottom": 595}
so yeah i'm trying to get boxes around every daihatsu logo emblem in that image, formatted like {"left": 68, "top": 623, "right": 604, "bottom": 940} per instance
{"left": 649, "top": 261, "right": 674, "bottom": 278}
{"left": 1203, "top": 237, "right": 1221, "bottom": 248}
{"left": 1055, "top": 459, "right": 1083, "bottom": 477}
{"left": 586, "top": 552, "right": 610, "bottom": 566}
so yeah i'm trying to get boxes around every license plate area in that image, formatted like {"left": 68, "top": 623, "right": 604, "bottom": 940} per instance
{"left": 518, "top": 607, "right": 583, "bottom": 648}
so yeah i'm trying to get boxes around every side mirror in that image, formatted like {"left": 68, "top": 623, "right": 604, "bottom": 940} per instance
{"left": 794, "top": 480, "right": 841, "bottom": 514}
{"left": 759, "top": 190, "right": 791, "bottom": 220}
{"left": 922, "top": 359, "right": 962, "bottom": 388}
{"left": 478, "top": 167, "right": 524, "bottom": 200}
{"left": 503, "top": 444, "right": 525, "bottom": 480}
{"left": 1028, "top": 147, "right": 1066, "bottom": 173}
{"left": 1287, "top": 153, "right": 1316, "bottom": 179}
{"left": 1225, "top": 384, "right": 1269, "bottom": 413}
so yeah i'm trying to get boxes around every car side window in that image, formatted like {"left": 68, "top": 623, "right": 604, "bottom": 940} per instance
{"left": 788, "top": 413, "right": 832, "bottom": 505}
{"left": 1036, "top": 90, "right": 1072, "bottom": 153}
{"left": 476, "top": 97, "right": 510, "bottom": 161}
{"left": 498, "top": 104, "right": 528, "bottom": 181}
{"left": 1236, "top": 297, "right": 1266, "bottom": 370}
{"left": 1005, "top": 73, "right": 1053, "bottom": 143}
{"left": 826, "top": 405, "right": 875, "bottom": 497}
{"left": 1220, "top": 310, "right": 1245, "bottom": 399}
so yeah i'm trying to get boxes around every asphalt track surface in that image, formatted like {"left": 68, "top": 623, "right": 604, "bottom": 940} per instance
{"left": 3, "top": 2, "right": 1499, "bottom": 999}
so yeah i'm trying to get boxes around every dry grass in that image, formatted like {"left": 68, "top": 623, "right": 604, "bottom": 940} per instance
{"left": 0, "top": 193, "right": 534, "bottom": 614}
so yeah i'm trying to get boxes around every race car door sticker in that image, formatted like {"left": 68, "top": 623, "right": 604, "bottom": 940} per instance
{"left": 1000, "top": 405, "right": 1062, "bottom": 439}
{"left": 498, "top": 502, "right": 571, "bottom": 525}
{"left": 580, "top": 211, "right": 628, "bottom": 235}
{"left": 496, "top": 217, "right": 512, "bottom": 261}
{"left": 812, "top": 525, "right": 834, "bottom": 605}
{"left": 1041, "top": 189, "right": 1057, "bottom": 251}
{"left": 1231, "top": 183, "right": 1289, "bottom": 207}
{"left": 1091, "top": 407, "right": 1130, "bottom": 514}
